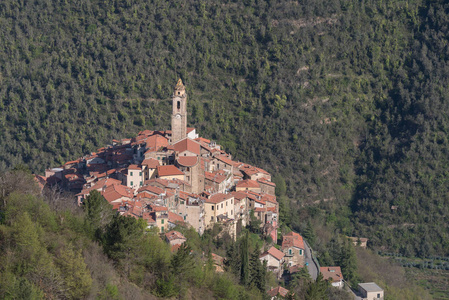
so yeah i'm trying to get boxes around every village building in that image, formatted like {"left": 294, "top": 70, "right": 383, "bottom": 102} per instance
{"left": 281, "top": 231, "right": 305, "bottom": 267}
{"left": 320, "top": 266, "right": 344, "bottom": 288}
{"left": 260, "top": 246, "right": 285, "bottom": 279}
{"left": 165, "top": 230, "right": 187, "bottom": 248}
{"left": 358, "top": 282, "right": 384, "bottom": 300}
{"left": 44, "top": 79, "right": 278, "bottom": 260}
{"left": 126, "top": 164, "right": 144, "bottom": 190}
{"left": 267, "top": 286, "right": 290, "bottom": 299}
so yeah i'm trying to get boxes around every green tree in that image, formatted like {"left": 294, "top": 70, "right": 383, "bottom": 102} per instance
{"left": 56, "top": 246, "right": 92, "bottom": 299}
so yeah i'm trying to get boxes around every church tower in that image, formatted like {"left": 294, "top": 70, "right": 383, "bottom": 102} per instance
{"left": 171, "top": 79, "right": 187, "bottom": 143}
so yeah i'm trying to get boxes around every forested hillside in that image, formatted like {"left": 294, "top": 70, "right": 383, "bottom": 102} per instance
{"left": 1, "top": 0, "right": 449, "bottom": 257}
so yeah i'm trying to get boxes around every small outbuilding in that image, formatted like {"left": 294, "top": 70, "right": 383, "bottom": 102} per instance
{"left": 358, "top": 282, "right": 384, "bottom": 300}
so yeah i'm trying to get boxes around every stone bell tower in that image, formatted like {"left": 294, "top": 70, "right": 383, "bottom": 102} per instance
{"left": 171, "top": 79, "right": 187, "bottom": 143}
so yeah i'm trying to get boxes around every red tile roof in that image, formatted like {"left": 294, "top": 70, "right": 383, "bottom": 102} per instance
{"left": 267, "top": 286, "right": 290, "bottom": 298}
{"left": 165, "top": 230, "right": 186, "bottom": 242}
{"left": 173, "top": 138, "right": 201, "bottom": 155}
{"left": 151, "top": 205, "right": 168, "bottom": 212}
{"left": 177, "top": 156, "right": 198, "bottom": 167}
{"left": 205, "top": 171, "right": 227, "bottom": 184}
{"left": 206, "top": 193, "right": 233, "bottom": 204}
{"left": 145, "top": 134, "right": 169, "bottom": 150}
{"left": 282, "top": 231, "right": 305, "bottom": 250}
{"left": 236, "top": 179, "right": 260, "bottom": 189}
{"left": 137, "top": 185, "right": 165, "bottom": 195}
{"left": 102, "top": 184, "right": 134, "bottom": 203}
{"left": 230, "top": 191, "right": 248, "bottom": 200}
{"left": 128, "top": 164, "right": 141, "bottom": 170}
{"left": 157, "top": 165, "right": 184, "bottom": 177}
{"left": 195, "top": 137, "right": 211, "bottom": 144}
{"left": 168, "top": 212, "right": 185, "bottom": 225}
{"left": 216, "top": 155, "right": 234, "bottom": 166}
{"left": 258, "top": 178, "right": 276, "bottom": 187}
{"left": 320, "top": 266, "right": 343, "bottom": 283}
{"left": 261, "top": 246, "right": 285, "bottom": 261}
{"left": 142, "top": 158, "right": 160, "bottom": 168}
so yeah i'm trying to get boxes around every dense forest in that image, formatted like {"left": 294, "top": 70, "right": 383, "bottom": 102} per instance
{"left": 1, "top": 0, "right": 449, "bottom": 260}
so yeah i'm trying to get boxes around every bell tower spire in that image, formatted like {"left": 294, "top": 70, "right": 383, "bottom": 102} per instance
{"left": 171, "top": 79, "right": 187, "bottom": 143}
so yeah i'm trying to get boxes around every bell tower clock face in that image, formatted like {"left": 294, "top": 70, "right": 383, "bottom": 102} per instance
{"left": 175, "top": 114, "right": 181, "bottom": 119}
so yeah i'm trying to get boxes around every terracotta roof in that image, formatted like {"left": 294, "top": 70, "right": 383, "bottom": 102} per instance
{"left": 187, "top": 127, "right": 195, "bottom": 133}
{"left": 128, "top": 164, "right": 141, "bottom": 170}
{"left": 168, "top": 212, "right": 185, "bottom": 225}
{"left": 205, "top": 171, "right": 227, "bottom": 184}
{"left": 212, "top": 253, "right": 224, "bottom": 265}
{"left": 142, "top": 158, "right": 160, "bottom": 168}
{"left": 258, "top": 178, "right": 276, "bottom": 187}
{"left": 177, "top": 156, "right": 198, "bottom": 167}
{"left": 102, "top": 184, "right": 134, "bottom": 203}
{"left": 216, "top": 155, "right": 234, "bottom": 166}
{"left": 230, "top": 191, "right": 248, "bottom": 200}
{"left": 137, "top": 185, "right": 165, "bottom": 195}
{"left": 236, "top": 179, "right": 260, "bottom": 189}
{"left": 138, "top": 129, "right": 153, "bottom": 136}
{"left": 151, "top": 205, "right": 168, "bottom": 212}
{"left": 320, "top": 266, "right": 343, "bottom": 283}
{"left": 254, "top": 207, "right": 266, "bottom": 212}
{"left": 165, "top": 230, "right": 186, "bottom": 242}
{"left": 282, "top": 231, "right": 305, "bottom": 250}
{"left": 261, "top": 246, "right": 285, "bottom": 261}
{"left": 142, "top": 212, "right": 156, "bottom": 223}
{"left": 173, "top": 138, "right": 201, "bottom": 155}
{"left": 157, "top": 165, "right": 184, "bottom": 177}
{"left": 206, "top": 193, "right": 233, "bottom": 204}
{"left": 64, "top": 160, "right": 79, "bottom": 165}
{"left": 195, "top": 137, "right": 211, "bottom": 144}
{"left": 267, "top": 286, "right": 290, "bottom": 298}
{"left": 145, "top": 134, "right": 169, "bottom": 150}
{"left": 77, "top": 177, "right": 122, "bottom": 196}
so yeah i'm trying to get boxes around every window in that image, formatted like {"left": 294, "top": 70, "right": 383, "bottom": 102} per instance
{"left": 377, "top": 294, "right": 380, "bottom": 299}
{"left": 299, "top": 249, "right": 303, "bottom": 255}
{"left": 177, "top": 101, "right": 180, "bottom": 109}
{"left": 231, "top": 199, "right": 233, "bottom": 204}
{"left": 161, "top": 219, "right": 164, "bottom": 224}
{"left": 161, "top": 226, "right": 164, "bottom": 232}
{"left": 231, "top": 210, "right": 233, "bottom": 215}
{"left": 139, "top": 172, "right": 142, "bottom": 176}
{"left": 178, "top": 91, "right": 180, "bottom": 95}
{"left": 140, "top": 181, "right": 142, "bottom": 186}
{"left": 221, "top": 203, "right": 223, "bottom": 209}
{"left": 226, "top": 201, "right": 228, "bottom": 206}
{"left": 184, "top": 216, "right": 186, "bottom": 220}
{"left": 130, "top": 171, "right": 133, "bottom": 176}
{"left": 181, "top": 201, "right": 184, "bottom": 205}
{"left": 289, "top": 249, "right": 292, "bottom": 255}
{"left": 211, "top": 206, "right": 214, "bottom": 210}
{"left": 131, "top": 181, "right": 133, "bottom": 186}
{"left": 211, "top": 216, "right": 213, "bottom": 221}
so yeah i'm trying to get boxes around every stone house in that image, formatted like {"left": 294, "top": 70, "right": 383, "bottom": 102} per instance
{"left": 204, "top": 193, "right": 235, "bottom": 228}
{"left": 260, "top": 246, "right": 285, "bottom": 279}
{"left": 157, "top": 165, "right": 185, "bottom": 181}
{"left": 320, "top": 266, "right": 344, "bottom": 288}
{"left": 281, "top": 231, "right": 305, "bottom": 267}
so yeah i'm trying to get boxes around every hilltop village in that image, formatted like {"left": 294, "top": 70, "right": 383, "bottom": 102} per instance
{"left": 40, "top": 80, "right": 384, "bottom": 299}
{"left": 44, "top": 79, "right": 278, "bottom": 242}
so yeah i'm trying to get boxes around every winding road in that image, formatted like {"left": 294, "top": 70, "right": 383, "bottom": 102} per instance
{"left": 304, "top": 241, "right": 319, "bottom": 280}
